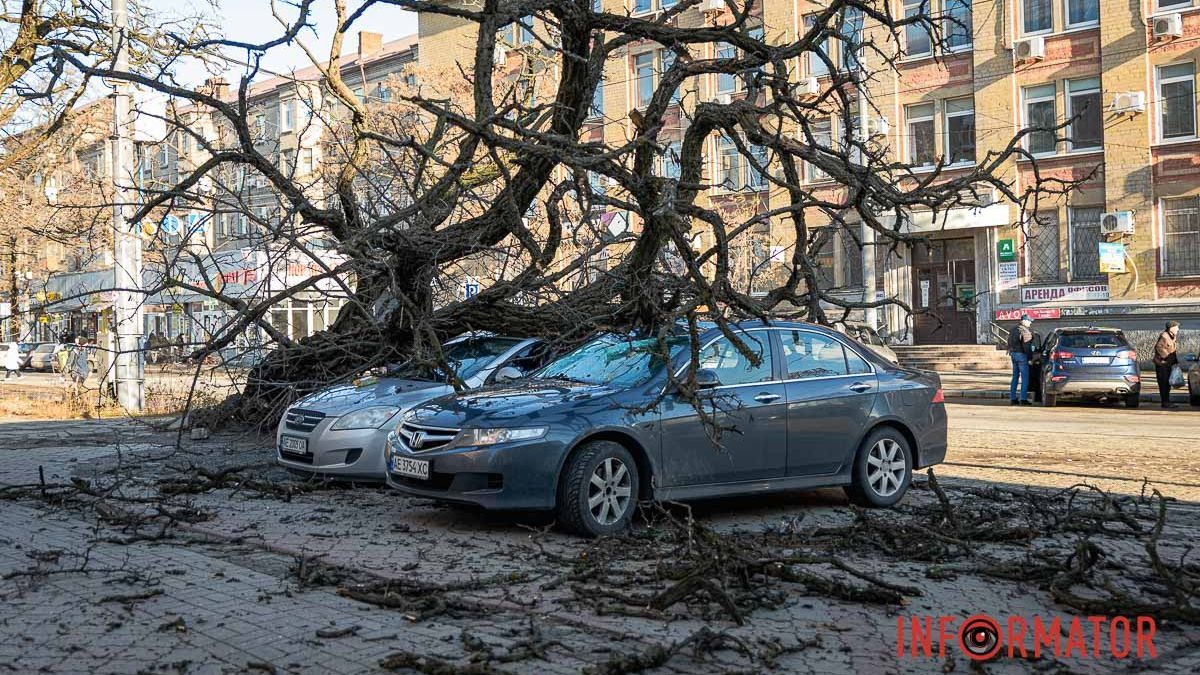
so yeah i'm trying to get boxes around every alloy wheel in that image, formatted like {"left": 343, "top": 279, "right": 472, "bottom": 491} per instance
{"left": 866, "top": 438, "right": 906, "bottom": 498}
{"left": 587, "top": 457, "right": 632, "bottom": 525}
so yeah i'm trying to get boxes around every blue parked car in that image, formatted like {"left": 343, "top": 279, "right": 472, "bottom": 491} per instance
{"left": 1031, "top": 327, "right": 1141, "bottom": 408}
{"left": 384, "top": 321, "right": 947, "bottom": 536}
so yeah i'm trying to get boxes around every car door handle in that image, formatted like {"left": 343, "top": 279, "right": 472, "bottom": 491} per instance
{"left": 753, "top": 393, "right": 781, "bottom": 403}
{"left": 849, "top": 382, "right": 873, "bottom": 393}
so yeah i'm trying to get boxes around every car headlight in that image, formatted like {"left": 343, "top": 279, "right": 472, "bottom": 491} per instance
{"left": 455, "top": 427, "right": 548, "bottom": 447}
{"left": 330, "top": 406, "right": 401, "bottom": 430}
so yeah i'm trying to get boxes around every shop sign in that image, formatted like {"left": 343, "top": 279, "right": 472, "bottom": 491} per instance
{"left": 995, "top": 308, "right": 1062, "bottom": 321}
{"left": 997, "top": 239, "right": 1016, "bottom": 263}
{"left": 1021, "top": 284, "right": 1109, "bottom": 304}
{"left": 1098, "top": 243, "right": 1126, "bottom": 274}
{"left": 997, "top": 261, "right": 1019, "bottom": 291}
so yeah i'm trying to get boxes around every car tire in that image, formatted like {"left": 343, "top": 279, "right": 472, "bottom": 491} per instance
{"left": 1125, "top": 393, "right": 1140, "bottom": 409}
{"left": 845, "top": 427, "right": 912, "bottom": 508}
{"left": 557, "top": 441, "right": 639, "bottom": 537}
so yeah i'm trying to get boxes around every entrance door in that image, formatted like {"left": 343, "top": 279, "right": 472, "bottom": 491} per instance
{"left": 912, "top": 237, "right": 977, "bottom": 344}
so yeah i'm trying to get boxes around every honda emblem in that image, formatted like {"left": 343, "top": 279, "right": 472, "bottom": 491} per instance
{"left": 409, "top": 431, "right": 426, "bottom": 449}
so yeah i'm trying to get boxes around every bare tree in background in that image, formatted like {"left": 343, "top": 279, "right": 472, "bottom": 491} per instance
{"left": 35, "top": 0, "right": 1084, "bottom": 422}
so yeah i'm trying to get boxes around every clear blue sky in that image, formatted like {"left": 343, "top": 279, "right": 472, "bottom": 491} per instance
{"left": 162, "top": 0, "right": 418, "bottom": 87}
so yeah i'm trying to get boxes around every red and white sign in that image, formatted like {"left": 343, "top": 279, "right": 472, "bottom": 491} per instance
{"left": 995, "top": 308, "right": 1062, "bottom": 321}
{"left": 1020, "top": 284, "right": 1109, "bottom": 304}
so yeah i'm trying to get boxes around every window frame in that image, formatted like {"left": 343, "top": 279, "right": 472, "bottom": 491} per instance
{"left": 943, "top": 0, "right": 973, "bottom": 51}
{"left": 804, "top": 14, "right": 832, "bottom": 77}
{"left": 1022, "top": 83, "right": 1059, "bottom": 156}
{"left": 633, "top": 50, "right": 656, "bottom": 108}
{"left": 905, "top": 101, "right": 937, "bottom": 167}
{"left": 902, "top": 0, "right": 933, "bottom": 58}
{"left": 804, "top": 118, "right": 834, "bottom": 184}
{"left": 1157, "top": 62, "right": 1197, "bottom": 142}
{"left": 943, "top": 97, "right": 976, "bottom": 165}
{"left": 776, "top": 328, "right": 877, "bottom": 382}
{"left": 1024, "top": 211, "right": 1062, "bottom": 283}
{"left": 1155, "top": 0, "right": 1193, "bottom": 12}
{"left": 1063, "top": 0, "right": 1100, "bottom": 29}
{"left": 1160, "top": 196, "right": 1200, "bottom": 277}
{"left": 1067, "top": 206, "right": 1104, "bottom": 281}
{"left": 1020, "top": 0, "right": 1054, "bottom": 36}
{"left": 688, "top": 329, "right": 778, "bottom": 388}
{"left": 1065, "top": 77, "right": 1103, "bottom": 151}
{"left": 715, "top": 41, "right": 738, "bottom": 95}
{"left": 279, "top": 99, "right": 295, "bottom": 132}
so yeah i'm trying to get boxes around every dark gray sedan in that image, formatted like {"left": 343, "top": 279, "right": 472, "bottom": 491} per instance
{"left": 385, "top": 321, "right": 947, "bottom": 536}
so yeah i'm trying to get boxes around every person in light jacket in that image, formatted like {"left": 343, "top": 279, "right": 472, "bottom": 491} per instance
{"left": 1154, "top": 321, "right": 1181, "bottom": 409}
{"left": 3, "top": 342, "right": 22, "bottom": 379}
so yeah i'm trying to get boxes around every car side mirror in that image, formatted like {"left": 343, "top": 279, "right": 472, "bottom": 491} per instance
{"left": 693, "top": 368, "right": 721, "bottom": 390}
{"left": 494, "top": 366, "right": 524, "bottom": 383}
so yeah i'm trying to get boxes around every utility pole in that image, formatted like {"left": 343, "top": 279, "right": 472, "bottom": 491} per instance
{"left": 111, "top": 0, "right": 143, "bottom": 411}
{"left": 855, "top": 39, "right": 878, "bottom": 332}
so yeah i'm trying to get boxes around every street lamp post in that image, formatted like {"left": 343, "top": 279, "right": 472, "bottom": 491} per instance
{"left": 111, "top": 0, "right": 143, "bottom": 411}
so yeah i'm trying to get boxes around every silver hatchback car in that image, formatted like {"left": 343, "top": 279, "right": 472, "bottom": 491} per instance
{"left": 275, "top": 335, "right": 550, "bottom": 481}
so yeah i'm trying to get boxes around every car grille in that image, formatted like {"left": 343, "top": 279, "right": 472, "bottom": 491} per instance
{"left": 396, "top": 422, "right": 460, "bottom": 453}
{"left": 285, "top": 408, "right": 325, "bottom": 433}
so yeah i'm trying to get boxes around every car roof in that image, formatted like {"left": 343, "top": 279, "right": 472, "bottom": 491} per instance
{"left": 1055, "top": 326, "right": 1123, "bottom": 334}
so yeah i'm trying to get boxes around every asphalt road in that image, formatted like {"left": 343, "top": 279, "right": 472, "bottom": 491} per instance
{"left": 939, "top": 399, "right": 1200, "bottom": 502}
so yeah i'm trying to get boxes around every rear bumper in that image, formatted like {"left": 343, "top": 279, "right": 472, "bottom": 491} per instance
{"left": 915, "top": 404, "right": 948, "bottom": 468}
{"left": 1046, "top": 378, "right": 1139, "bottom": 397}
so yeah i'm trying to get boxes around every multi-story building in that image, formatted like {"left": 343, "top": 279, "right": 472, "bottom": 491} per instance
{"left": 416, "top": 0, "right": 1200, "bottom": 350}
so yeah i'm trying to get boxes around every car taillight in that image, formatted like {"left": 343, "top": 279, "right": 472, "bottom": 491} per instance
{"left": 1051, "top": 350, "right": 1074, "bottom": 361}
{"left": 931, "top": 388, "right": 944, "bottom": 403}
{"left": 1125, "top": 374, "right": 1140, "bottom": 384}
{"left": 1117, "top": 350, "right": 1137, "bottom": 360}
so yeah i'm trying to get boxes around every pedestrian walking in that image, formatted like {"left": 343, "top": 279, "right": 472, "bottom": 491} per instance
{"left": 1153, "top": 321, "right": 1181, "bottom": 409}
{"left": 3, "top": 342, "right": 22, "bottom": 379}
{"left": 175, "top": 333, "right": 186, "bottom": 364}
{"left": 65, "top": 336, "right": 91, "bottom": 404}
{"left": 1008, "top": 316, "right": 1035, "bottom": 406}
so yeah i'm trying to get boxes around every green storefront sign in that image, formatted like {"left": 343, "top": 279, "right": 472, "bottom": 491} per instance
{"left": 997, "top": 239, "right": 1016, "bottom": 263}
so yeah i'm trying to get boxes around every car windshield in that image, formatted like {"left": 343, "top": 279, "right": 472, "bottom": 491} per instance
{"left": 535, "top": 335, "right": 689, "bottom": 387}
{"left": 34, "top": 344, "right": 55, "bottom": 353}
{"left": 1058, "top": 333, "right": 1126, "bottom": 350}
{"left": 392, "top": 337, "right": 522, "bottom": 382}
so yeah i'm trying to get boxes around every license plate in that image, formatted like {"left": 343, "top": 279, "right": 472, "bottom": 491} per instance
{"left": 280, "top": 435, "right": 308, "bottom": 455}
{"left": 391, "top": 456, "right": 430, "bottom": 480}
{"left": 1081, "top": 357, "right": 1109, "bottom": 365}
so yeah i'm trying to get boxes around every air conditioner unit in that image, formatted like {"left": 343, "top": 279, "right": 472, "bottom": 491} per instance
{"left": 1100, "top": 211, "right": 1135, "bottom": 235}
{"left": 493, "top": 45, "right": 508, "bottom": 65}
{"left": 1109, "top": 91, "right": 1146, "bottom": 115}
{"left": 702, "top": 0, "right": 726, "bottom": 12}
{"left": 716, "top": 92, "right": 733, "bottom": 105}
{"left": 1013, "top": 36, "right": 1045, "bottom": 62}
{"left": 867, "top": 116, "right": 890, "bottom": 137}
{"left": 797, "top": 76, "right": 820, "bottom": 98}
{"left": 1153, "top": 13, "right": 1183, "bottom": 40}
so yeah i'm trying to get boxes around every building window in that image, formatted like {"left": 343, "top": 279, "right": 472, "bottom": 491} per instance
{"left": 661, "top": 49, "right": 681, "bottom": 105}
{"left": 1026, "top": 212, "right": 1061, "bottom": 282}
{"left": 658, "top": 141, "right": 681, "bottom": 179}
{"left": 717, "top": 135, "right": 740, "bottom": 190}
{"left": 1163, "top": 197, "right": 1200, "bottom": 276}
{"left": 903, "top": 0, "right": 932, "bottom": 57}
{"left": 812, "top": 227, "right": 863, "bottom": 288}
{"left": 1068, "top": 207, "right": 1103, "bottom": 280}
{"left": 806, "top": 119, "right": 832, "bottom": 183}
{"left": 840, "top": 7, "right": 863, "bottom": 71}
{"left": 1157, "top": 0, "right": 1191, "bottom": 9}
{"left": 300, "top": 148, "right": 314, "bottom": 174}
{"left": 747, "top": 144, "right": 768, "bottom": 190}
{"left": 945, "top": 0, "right": 972, "bottom": 50}
{"left": 1023, "top": 83, "right": 1057, "bottom": 155}
{"left": 1023, "top": 0, "right": 1052, "bottom": 34}
{"left": 590, "top": 76, "right": 604, "bottom": 118}
{"left": 945, "top": 97, "right": 975, "bottom": 164}
{"left": 716, "top": 42, "right": 737, "bottom": 94}
{"left": 633, "top": 0, "right": 677, "bottom": 13}
{"left": 634, "top": 0, "right": 652, "bottom": 12}
{"left": 906, "top": 102, "right": 936, "bottom": 167}
{"left": 634, "top": 52, "right": 655, "bottom": 107}
{"left": 1158, "top": 62, "right": 1196, "bottom": 141}
{"left": 804, "top": 15, "right": 830, "bottom": 77}
{"left": 515, "top": 16, "right": 534, "bottom": 45}
{"left": 1066, "top": 77, "right": 1102, "bottom": 150}
{"left": 280, "top": 100, "right": 294, "bottom": 132}
{"left": 1065, "top": 0, "right": 1099, "bottom": 27}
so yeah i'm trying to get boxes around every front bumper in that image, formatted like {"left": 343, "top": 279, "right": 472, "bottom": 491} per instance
{"left": 274, "top": 418, "right": 390, "bottom": 481}
{"left": 383, "top": 435, "right": 566, "bottom": 510}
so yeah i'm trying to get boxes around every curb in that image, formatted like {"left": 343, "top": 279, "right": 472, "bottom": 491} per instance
{"left": 943, "top": 388, "right": 1173, "bottom": 404}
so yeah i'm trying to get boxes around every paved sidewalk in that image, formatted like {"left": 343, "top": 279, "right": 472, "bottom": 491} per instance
{"left": 939, "top": 369, "right": 1187, "bottom": 404}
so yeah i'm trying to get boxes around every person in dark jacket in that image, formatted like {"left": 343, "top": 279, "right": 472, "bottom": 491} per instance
{"left": 1008, "top": 316, "right": 1035, "bottom": 406}
{"left": 1154, "top": 321, "right": 1181, "bottom": 409}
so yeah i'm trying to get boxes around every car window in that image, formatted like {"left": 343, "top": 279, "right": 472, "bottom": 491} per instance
{"left": 502, "top": 341, "right": 553, "bottom": 375}
{"left": 696, "top": 332, "right": 773, "bottom": 386}
{"left": 1058, "top": 333, "right": 1126, "bottom": 350}
{"left": 846, "top": 346, "right": 872, "bottom": 374}
{"left": 781, "top": 331, "right": 850, "bottom": 379}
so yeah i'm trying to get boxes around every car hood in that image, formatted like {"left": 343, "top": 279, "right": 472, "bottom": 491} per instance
{"left": 294, "top": 378, "right": 454, "bottom": 416}
{"left": 406, "top": 378, "right": 621, "bottom": 429}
